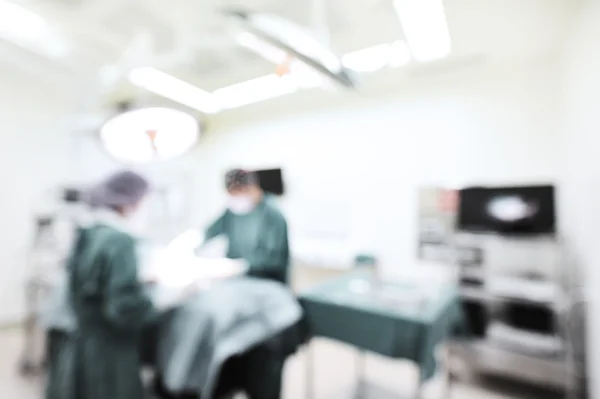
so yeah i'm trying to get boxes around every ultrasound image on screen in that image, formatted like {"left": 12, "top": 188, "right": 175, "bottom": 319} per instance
{"left": 457, "top": 185, "right": 555, "bottom": 235}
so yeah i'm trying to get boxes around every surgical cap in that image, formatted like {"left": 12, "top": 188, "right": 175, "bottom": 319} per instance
{"left": 225, "top": 169, "right": 258, "bottom": 190}
{"left": 87, "top": 170, "right": 150, "bottom": 209}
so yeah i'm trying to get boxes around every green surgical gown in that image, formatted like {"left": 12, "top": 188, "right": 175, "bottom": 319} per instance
{"left": 205, "top": 199, "right": 290, "bottom": 285}
{"left": 46, "top": 224, "right": 156, "bottom": 399}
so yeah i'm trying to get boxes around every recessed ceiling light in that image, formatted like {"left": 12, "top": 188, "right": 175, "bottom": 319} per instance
{"left": 0, "top": 0, "right": 70, "bottom": 58}
{"left": 213, "top": 74, "right": 302, "bottom": 110}
{"left": 342, "top": 44, "right": 391, "bottom": 73}
{"left": 0, "top": 1, "right": 46, "bottom": 43}
{"left": 342, "top": 41, "right": 412, "bottom": 73}
{"left": 393, "top": 0, "right": 452, "bottom": 62}
{"left": 388, "top": 40, "right": 412, "bottom": 67}
{"left": 128, "top": 68, "right": 219, "bottom": 114}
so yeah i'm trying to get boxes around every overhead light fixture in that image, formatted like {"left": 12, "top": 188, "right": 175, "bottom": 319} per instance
{"left": 213, "top": 74, "right": 303, "bottom": 110}
{"left": 100, "top": 107, "right": 200, "bottom": 164}
{"left": 129, "top": 67, "right": 318, "bottom": 113}
{"left": 235, "top": 31, "right": 287, "bottom": 65}
{"left": 130, "top": 41, "right": 410, "bottom": 113}
{"left": 0, "top": 1, "right": 46, "bottom": 42}
{"left": 0, "top": 0, "right": 70, "bottom": 58}
{"left": 342, "top": 44, "right": 391, "bottom": 73}
{"left": 235, "top": 31, "right": 329, "bottom": 85}
{"left": 213, "top": 42, "right": 412, "bottom": 111}
{"left": 342, "top": 41, "right": 411, "bottom": 73}
{"left": 226, "top": 10, "right": 355, "bottom": 88}
{"left": 388, "top": 41, "right": 412, "bottom": 67}
{"left": 131, "top": 41, "right": 408, "bottom": 114}
{"left": 128, "top": 68, "right": 219, "bottom": 114}
{"left": 393, "top": 0, "right": 451, "bottom": 62}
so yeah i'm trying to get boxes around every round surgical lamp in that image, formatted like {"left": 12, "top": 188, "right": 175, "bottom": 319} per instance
{"left": 224, "top": 9, "right": 356, "bottom": 89}
{"left": 99, "top": 107, "right": 200, "bottom": 164}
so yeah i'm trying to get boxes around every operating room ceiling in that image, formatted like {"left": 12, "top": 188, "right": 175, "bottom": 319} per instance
{"left": 0, "top": 0, "right": 576, "bottom": 103}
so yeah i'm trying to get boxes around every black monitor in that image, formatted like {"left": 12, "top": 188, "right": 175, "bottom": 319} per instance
{"left": 254, "top": 168, "right": 284, "bottom": 195}
{"left": 457, "top": 185, "right": 555, "bottom": 235}
{"left": 62, "top": 188, "right": 82, "bottom": 203}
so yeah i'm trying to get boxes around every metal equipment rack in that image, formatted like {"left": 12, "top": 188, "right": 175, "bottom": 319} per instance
{"left": 449, "top": 233, "right": 584, "bottom": 398}
{"left": 19, "top": 215, "right": 61, "bottom": 375}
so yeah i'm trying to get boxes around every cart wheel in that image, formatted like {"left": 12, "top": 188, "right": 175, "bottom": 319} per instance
{"left": 19, "top": 359, "right": 38, "bottom": 376}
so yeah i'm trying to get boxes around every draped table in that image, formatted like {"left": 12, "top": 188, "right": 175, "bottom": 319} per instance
{"left": 299, "top": 271, "right": 463, "bottom": 399}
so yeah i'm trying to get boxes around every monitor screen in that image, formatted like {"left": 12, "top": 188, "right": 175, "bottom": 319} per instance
{"left": 254, "top": 168, "right": 285, "bottom": 195}
{"left": 457, "top": 185, "right": 555, "bottom": 235}
{"left": 62, "top": 188, "right": 82, "bottom": 203}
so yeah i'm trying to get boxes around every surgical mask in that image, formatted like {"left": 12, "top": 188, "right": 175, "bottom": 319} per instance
{"left": 228, "top": 195, "right": 255, "bottom": 215}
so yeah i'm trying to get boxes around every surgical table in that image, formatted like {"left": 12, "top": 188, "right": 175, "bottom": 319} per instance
{"left": 43, "top": 277, "right": 304, "bottom": 399}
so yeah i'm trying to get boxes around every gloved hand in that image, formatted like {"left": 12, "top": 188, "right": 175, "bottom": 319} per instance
{"left": 168, "top": 229, "right": 204, "bottom": 254}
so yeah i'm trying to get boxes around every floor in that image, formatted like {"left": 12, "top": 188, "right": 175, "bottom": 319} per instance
{"left": 0, "top": 328, "right": 565, "bottom": 399}
{"left": 0, "top": 266, "right": 565, "bottom": 399}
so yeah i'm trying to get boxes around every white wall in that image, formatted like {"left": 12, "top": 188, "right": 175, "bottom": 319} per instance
{"left": 0, "top": 62, "right": 75, "bottom": 324}
{"left": 561, "top": 0, "right": 600, "bottom": 395}
{"left": 176, "top": 59, "right": 561, "bottom": 275}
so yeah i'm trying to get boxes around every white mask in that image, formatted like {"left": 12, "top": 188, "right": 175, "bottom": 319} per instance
{"left": 228, "top": 195, "right": 255, "bottom": 215}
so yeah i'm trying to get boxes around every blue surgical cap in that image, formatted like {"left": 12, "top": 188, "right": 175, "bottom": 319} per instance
{"left": 225, "top": 169, "right": 258, "bottom": 190}
{"left": 87, "top": 170, "right": 150, "bottom": 209}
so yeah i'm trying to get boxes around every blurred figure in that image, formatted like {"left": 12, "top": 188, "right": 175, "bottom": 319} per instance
{"left": 201, "top": 169, "right": 290, "bottom": 285}
{"left": 49, "top": 188, "right": 93, "bottom": 276}
{"left": 46, "top": 171, "right": 156, "bottom": 399}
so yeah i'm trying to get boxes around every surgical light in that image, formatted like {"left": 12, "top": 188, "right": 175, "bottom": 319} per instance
{"left": 235, "top": 29, "right": 332, "bottom": 85}
{"left": 128, "top": 68, "right": 220, "bottom": 114}
{"left": 100, "top": 107, "right": 200, "bottom": 163}
{"left": 128, "top": 41, "right": 411, "bottom": 113}
{"left": 226, "top": 9, "right": 356, "bottom": 88}
{"left": 393, "top": 0, "right": 452, "bottom": 62}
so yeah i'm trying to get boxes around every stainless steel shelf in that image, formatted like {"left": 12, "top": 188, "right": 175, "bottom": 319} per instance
{"left": 459, "top": 286, "right": 563, "bottom": 307}
{"left": 449, "top": 340, "right": 569, "bottom": 390}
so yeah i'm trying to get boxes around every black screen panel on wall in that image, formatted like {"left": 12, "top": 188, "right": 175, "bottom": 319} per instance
{"left": 458, "top": 185, "right": 555, "bottom": 235}
{"left": 62, "top": 188, "right": 82, "bottom": 203}
{"left": 255, "top": 168, "right": 285, "bottom": 195}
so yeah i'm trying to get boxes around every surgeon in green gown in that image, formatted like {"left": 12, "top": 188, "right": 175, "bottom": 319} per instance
{"left": 46, "top": 171, "right": 156, "bottom": 399}
{"left": 202, "top": 169, "right": 290, "bottom": 285}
